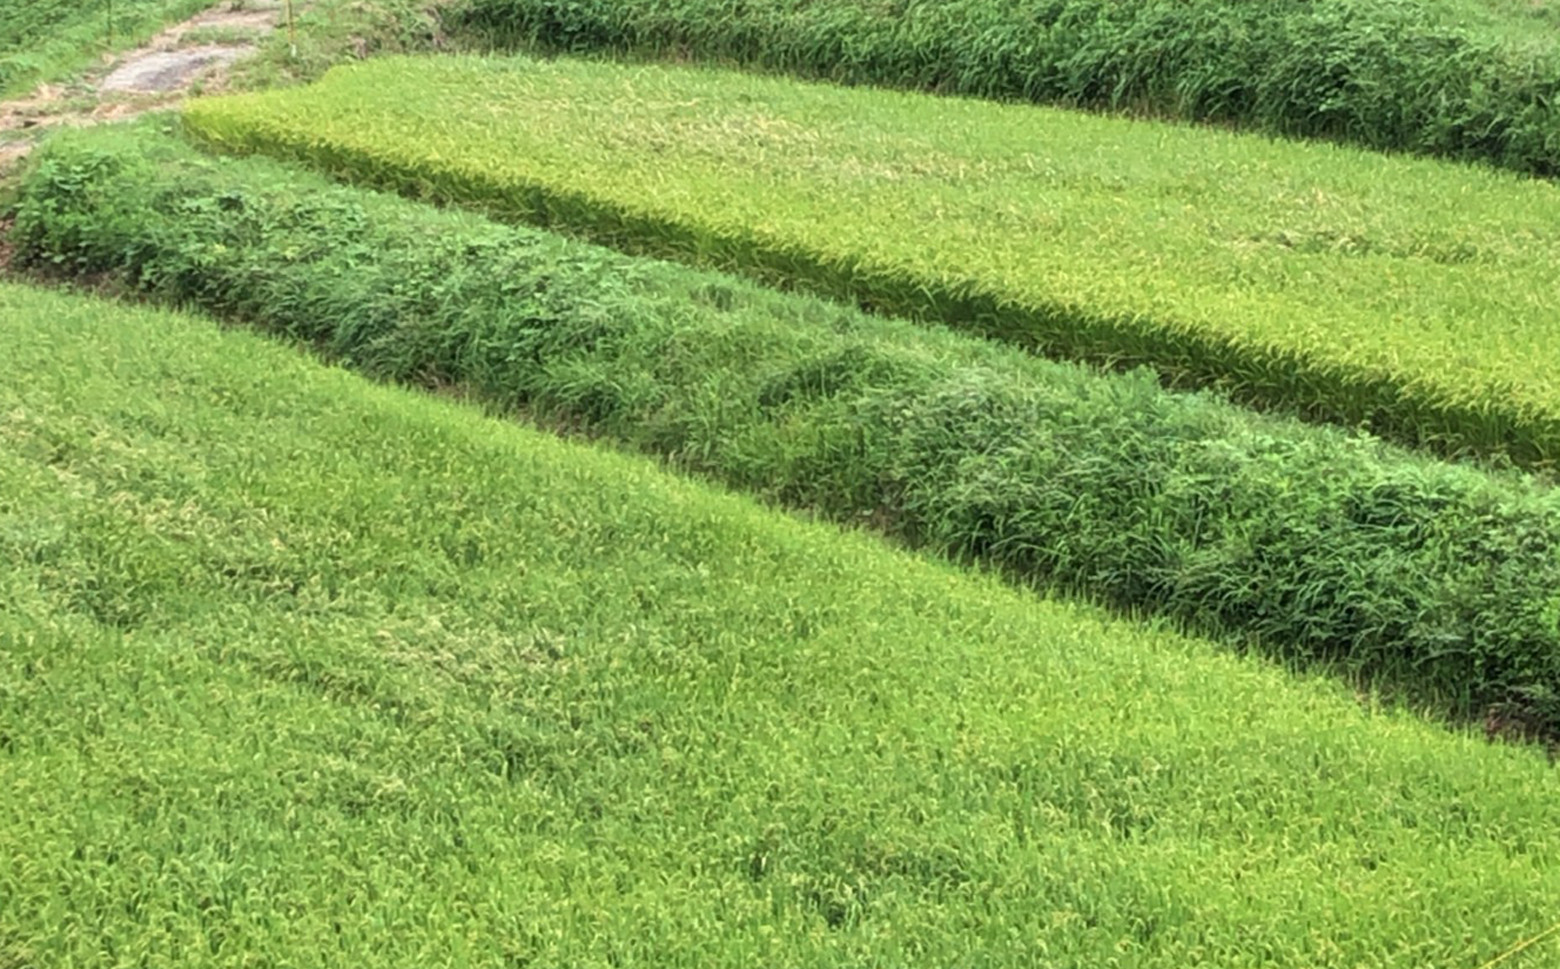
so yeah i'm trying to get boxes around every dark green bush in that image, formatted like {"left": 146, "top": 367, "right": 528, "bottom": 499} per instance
{"left": 14, "top": 124, "right": 1560, "bottom": 733}
{"left": 450, "top": 0, "right": 1560, "bottom": 178}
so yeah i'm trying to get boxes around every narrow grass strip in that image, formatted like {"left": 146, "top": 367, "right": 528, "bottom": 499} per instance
{"left": 182, "top": 55, "right": 1560, "bottom": 469}
{"left": 9, "top": 279, "right": 1560, "bottom": 967}
{"left": 15, "top": 123, "right": 1560, "bottom": 737}
{"left": 450, "top": 0, "right": 1560, "bottom": 179}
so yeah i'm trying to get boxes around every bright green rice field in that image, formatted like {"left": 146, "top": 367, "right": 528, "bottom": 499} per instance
{"left": 184, "top": 55, "right": 1560, "bottom": 467}
{"left": 6, "top": 282, "right": 1560, "bottom": 966}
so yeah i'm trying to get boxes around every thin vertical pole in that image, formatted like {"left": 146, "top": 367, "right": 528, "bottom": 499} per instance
{"left": 287, "top": 0, "right": 297, "bottom": 58}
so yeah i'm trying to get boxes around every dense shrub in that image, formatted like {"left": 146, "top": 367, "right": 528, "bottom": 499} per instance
{"left": 451, "top": 0, "right": 1560, "bottom": 178}
{"left": 14, "top": 125, "right": 1560, "bottom": 733}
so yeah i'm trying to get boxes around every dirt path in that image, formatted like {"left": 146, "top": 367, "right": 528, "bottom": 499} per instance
{"left": 0, "top": 1, "right": 281, "bottom": 172}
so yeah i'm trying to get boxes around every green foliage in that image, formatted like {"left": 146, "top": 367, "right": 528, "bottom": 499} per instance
{"left": 0, "top": 0, "right": 213, "bottom": 97}
{"left": 9, "top": 280, "right": 1560, "bottom": 966}
{"left": 449, "top": 0, "right": 1560, "bottom": 178}
{"left": 16, "top": 123, "right": 1560, "bottom": 737}
{"left": 183, "top": 56, "right": 1560, "bottom": 469}
{"left": 223, "top": 0, "right": 452, "bottom": 93}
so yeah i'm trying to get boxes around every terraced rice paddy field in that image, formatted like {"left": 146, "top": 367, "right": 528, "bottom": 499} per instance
{"left": 455, "top": 0, "right": 1560, "bottom": 177}
{"left": 185, "top": 55, "right": 1560, "bottom": 466}
{"left": 6, "top": 1, "right": 1560, "bottom": 966}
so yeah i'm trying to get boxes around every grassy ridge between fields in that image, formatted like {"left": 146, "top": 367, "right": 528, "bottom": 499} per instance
{"left": 0, "top": 0, "right": 214, "bottom": 98}
{"left": 16, "top": 124, "right": 1560, "bottom": 735}
{"left": 7, "top": 281, "right": 1560, "bottom": 968}
{"left": 182, "top": 56, "right": 1560, "bottom": 469}
{"left": 450, "top": 0, "right": 1560, "bottom": 179}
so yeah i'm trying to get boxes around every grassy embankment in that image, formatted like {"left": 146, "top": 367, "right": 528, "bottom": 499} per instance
{"left": 221, "top": 0, "right": 452, "bottom": 93}
{"left": 451, "top": 0, "right": 1560, "bottom": 178}
{"left": 15, "top": 124, "right": 1560, "bottom": 735}
{"left": 183, "top": 56, "right": 1560, "bottom": 469}
{"left": 0, "top": 0, "right": 214, "bottom": 98}
{"left": 7, "top": 280, "right": 1560, "bottom": 966}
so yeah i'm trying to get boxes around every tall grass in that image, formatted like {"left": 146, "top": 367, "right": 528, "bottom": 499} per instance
{"left": 183, "top": 55, "right": 1560, "bottom": 469}
{"left": 16, "top": 123, "right": 1560, "bottom": 736}
{"left": 450, "top": 0, "right": 1560, "bottom": 178}
{"left": 8, "top": 279, "right": 1560, "bottom": 966}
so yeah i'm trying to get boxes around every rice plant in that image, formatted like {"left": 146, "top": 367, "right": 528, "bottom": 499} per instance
{"left": 7, "top": 280, "right": 1560, "bottom": 967}
{"left": 184, "top": 55, "right": 1560, "bottom": 468}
